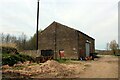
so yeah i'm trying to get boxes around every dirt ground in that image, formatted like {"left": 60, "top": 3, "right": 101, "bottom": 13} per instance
{"left": 2, "top": 55, "right": 119, "bottom": 78}
{"left": 77, "top": 55, "right": 118, "bottom": 78}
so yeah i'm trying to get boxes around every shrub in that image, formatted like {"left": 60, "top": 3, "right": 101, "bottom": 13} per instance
{"left": 1, "top": 46, "right": 19, "bottom": 54}
{"left": 2, "top": 54, "right": 35, "bottom": 66}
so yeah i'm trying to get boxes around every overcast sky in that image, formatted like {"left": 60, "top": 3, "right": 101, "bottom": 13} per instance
{"left": 0, "top": 0, "right": 119, "bottom": 50}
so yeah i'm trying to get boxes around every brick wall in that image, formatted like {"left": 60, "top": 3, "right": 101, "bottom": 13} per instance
{"left": 38, "top": 22, "right": 95, "bottom": 59}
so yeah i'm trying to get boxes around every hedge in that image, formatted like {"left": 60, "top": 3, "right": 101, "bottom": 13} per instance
{"left": 1, "top": 46, "right": 19, "bottom": 54}
{"left": 2, "top": 53, "right": 35, "bottom": 66}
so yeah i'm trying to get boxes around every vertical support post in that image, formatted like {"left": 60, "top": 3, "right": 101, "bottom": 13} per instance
{"left": 36, "top": 0, "right": 39, "bottom": 50}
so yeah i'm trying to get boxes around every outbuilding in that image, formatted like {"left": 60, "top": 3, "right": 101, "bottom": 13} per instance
{"left": 38, "top": 21, "right": 95, "bottom": 59}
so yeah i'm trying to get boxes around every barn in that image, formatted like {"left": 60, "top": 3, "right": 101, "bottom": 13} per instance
{"left": 38, "top": 21, "right": 95, "bottom": 59}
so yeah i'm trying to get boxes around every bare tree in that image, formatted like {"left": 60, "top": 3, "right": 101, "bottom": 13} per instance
{"left": 16, "top": 33, "right": 27, "bottom": 50}
{"left": 5, "top": 34, "right": 10, "bottom": 43}
{"left": 11, "top": 36, "right": 17, "bottom": 43}
{"left": 109, "top": 40, "right": 119, "bottom": 55}
{"left": 1, "top": 33, "right": 5, "bottom": 43}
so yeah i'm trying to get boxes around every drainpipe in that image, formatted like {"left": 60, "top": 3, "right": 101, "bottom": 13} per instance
{"left": 76, "top": 31, "right": 80, "bottom": 60}
{"left": 54, "top": 23, "right": 57, "bottom": 59}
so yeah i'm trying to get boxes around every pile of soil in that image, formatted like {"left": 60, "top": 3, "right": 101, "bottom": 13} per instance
{"left": 24, "top": 60, "right": 78, "bottom": 77}
{"left": 2, "top": 60, "right": 85, "bottom": 78}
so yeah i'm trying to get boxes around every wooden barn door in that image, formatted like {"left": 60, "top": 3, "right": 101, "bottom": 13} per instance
{"left": 85, "top": 43, "right": 90, "bottom": 57}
